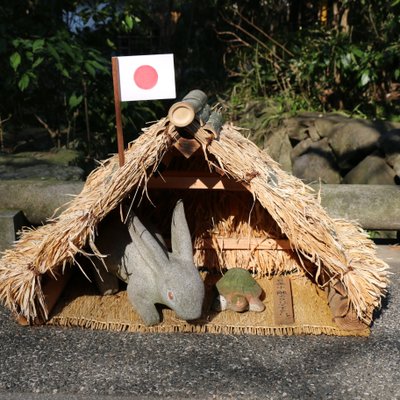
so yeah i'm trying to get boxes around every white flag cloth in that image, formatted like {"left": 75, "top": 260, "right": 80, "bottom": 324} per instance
{"left": 117, "top": 54, "right": 176, "bottom": 102}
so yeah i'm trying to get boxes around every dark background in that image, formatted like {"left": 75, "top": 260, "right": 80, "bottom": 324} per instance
{"left": 0, "top": 0, "right": 399, "bottom": 162}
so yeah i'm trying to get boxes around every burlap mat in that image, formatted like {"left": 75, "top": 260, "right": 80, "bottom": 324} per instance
{"left": 47, "top": 272, "right": 370, "bottom": 336}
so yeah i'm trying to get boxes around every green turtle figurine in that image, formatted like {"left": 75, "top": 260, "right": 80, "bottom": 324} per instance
{"left": 214, "top": 268, "right": 265, "bottom": 313}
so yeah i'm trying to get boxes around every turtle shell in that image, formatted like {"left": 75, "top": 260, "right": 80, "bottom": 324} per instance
{"left": 216, "top": 268, "right": 262, "bottom": 297}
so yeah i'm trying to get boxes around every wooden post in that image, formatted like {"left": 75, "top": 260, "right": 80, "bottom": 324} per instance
{"left": 111, "top": 57, "right": 125, "bottom": 167}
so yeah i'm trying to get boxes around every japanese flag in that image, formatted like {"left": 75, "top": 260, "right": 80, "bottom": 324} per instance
{"left": 117, "top": 54, "right": 176, "bottom": 102}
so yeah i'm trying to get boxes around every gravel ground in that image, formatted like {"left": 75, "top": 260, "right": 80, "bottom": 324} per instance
{"left": 0, "top": 245, "right": 399, "bottom": 400}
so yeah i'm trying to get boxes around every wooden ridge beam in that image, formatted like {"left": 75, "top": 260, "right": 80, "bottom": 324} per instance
{"left": 147, "top": 171, "right": 247, "bottom": 191}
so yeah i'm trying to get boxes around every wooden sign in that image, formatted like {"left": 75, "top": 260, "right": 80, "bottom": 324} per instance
{"left": 273, "top": 276, "right": 295, "bottom": 325}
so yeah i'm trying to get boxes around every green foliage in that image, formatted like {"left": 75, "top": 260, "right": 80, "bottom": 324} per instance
{"left": 1, "top": 0, "right": 399, "bottom": 165}
{"left": 0, "top": 1, "right": 164, "bottom": 161}
{"left": 290, "top": 28, "right": 400, "bottom": 115}
{"left": 9, "top": 31, "right": 109, "bottom": 91}
{"left": 220, "top": 1, "right": 400, "bottom": 121}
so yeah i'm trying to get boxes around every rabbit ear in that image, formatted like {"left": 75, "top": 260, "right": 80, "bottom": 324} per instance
{"left": 171, "top": 200, "right": 193, "bottom": 261}
{"left": 127, "top": 213, "right": 169, "bottom": 267}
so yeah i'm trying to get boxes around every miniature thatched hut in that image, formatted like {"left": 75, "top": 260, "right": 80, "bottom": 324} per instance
{"left": 0, "top": 116, "right": 389, "bottom": 336}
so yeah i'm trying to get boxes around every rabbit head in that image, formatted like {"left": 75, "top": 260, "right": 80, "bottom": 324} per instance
{"left": 157, "top": 260, "right": 204, "bottom": 321}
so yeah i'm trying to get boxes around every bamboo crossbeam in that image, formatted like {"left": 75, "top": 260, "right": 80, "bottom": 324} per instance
{"left": 168, "top": 90, "right": 208, "bottom": 127}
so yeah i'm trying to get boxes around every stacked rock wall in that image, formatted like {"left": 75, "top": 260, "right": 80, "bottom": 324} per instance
{"left": 262, "top": 113, "right": 400, "bottom": 185}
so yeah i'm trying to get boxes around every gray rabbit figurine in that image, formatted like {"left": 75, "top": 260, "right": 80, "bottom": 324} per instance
{"left": 93, "top": 200, "right": 205, "bottom": 326}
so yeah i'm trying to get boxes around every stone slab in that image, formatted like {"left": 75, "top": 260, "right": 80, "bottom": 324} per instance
{"left": 312, "top": 184, "right": 400, "bottom": 230}
{"left": 0, "top": 209, "right": 27, "bottom": 253}
{"left": 0, "top": 181, "right": 398, "bottom": 232}
{"left": 0, "top": 180, "right": 83, "bottom": 225}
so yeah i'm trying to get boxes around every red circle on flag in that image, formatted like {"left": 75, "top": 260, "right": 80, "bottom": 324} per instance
{"left": 133, "top": 65, "right": 158, "bottom": 90}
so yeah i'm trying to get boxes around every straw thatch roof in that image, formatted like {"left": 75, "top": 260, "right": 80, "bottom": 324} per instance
{"left": 0, "top": 117, "right": 389, "bottom": 327}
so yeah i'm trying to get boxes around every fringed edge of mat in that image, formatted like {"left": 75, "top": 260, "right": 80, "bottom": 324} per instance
{"left": 48, "top": 316, "right": 370, "bottom": 337}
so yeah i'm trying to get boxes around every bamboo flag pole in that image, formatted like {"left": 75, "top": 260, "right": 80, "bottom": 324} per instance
{"left": 111, "top": 57, "right": 125, "bottom": 167}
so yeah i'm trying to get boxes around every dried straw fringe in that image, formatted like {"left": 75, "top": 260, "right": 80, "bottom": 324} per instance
{"left": 49, "top": 316, "right": 369, "bottom": 337}
{"left": 0, "top": 119, "right": 389, "bottom": 326}
{"left": 185, "top": 191, "right": 300, "bottom": 276}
